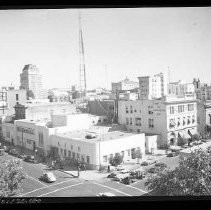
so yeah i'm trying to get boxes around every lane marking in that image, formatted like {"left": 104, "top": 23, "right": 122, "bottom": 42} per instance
{"left": 124, "top": 184, "right": 148, "bottom": 194}
{"left": 27, "top": 175, "right": 48, "bottom": 187}
{"left": 37, "top": 183, "right": 84, "bottom": 197}
{"left": 93, "top": 182, "right": 132, "bottom": 196}
{"left": 19, "top": 179, "right": 81, "bottom": 197}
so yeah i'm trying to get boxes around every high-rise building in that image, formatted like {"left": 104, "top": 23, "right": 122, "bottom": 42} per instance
{"left": 20, "top": 64, "right": 43, "bottom": 99}
{"left": 138, "top": 72, "right": 168, "bottom": 99}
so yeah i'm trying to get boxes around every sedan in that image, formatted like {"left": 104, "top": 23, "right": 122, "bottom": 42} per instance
{"left": 24, "top": 155, "right": 39, "bottom": 164}
{"left": 9, "top": 149, "right": 19, "bottom": 157}
{"left": 141, "top": 161, "right": 149, "bottom": 166}
{"left": 155, "top": 162, "right": 167, "bottom": 168}
{"left": 40, "top": 172, "right": 56, "bottom": 183}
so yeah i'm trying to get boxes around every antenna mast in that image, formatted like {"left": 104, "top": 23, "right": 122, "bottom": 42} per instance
{"left": 78, "top": 10, "right": 87, "bottom": 98}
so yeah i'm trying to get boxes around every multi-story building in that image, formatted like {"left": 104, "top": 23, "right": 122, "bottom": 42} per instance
{"left": 20, "top": 64, "right": 45, "bottom": 99}
{"left": 118, "top": 96, "right": 198, "bottom": 147}
{"left": 168, "top": 81, "right": 195, "bottom": 98}
{"left": 197, "top": 100, "right": 211, "bottom": 138}
{"left": 138, "top": 72, "right": 168, "bottom": 100}
{"left": 111, "top": 77, "right": 139, "bottom": 93}
{"left": 193, "top": 78, "right": 211, "bottom": 100}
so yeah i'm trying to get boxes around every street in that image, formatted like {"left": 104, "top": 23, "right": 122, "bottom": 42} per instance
{"left": 0, "top": 152, "right": 179, "bottom": 197}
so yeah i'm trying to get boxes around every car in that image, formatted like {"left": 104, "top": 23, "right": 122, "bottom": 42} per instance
{"left": 97, "top": 192, "right": 115, "bottom": 197}
{"left": 167, "top": 153, "right": 174, "bottom": 157}
{"left": 9, "top": 149, "right": 19, "bottom": 157}
{"left": 24, "top": 155, "right": 39, "bottom": 164}
{"left": 181, "top": 145, "right": 189, "bottom": 149}
{"left": 116, "top": 165, "right": 124, "bottom": 171}
{"left": 119, "top": 169, "right": 130, "bottom": 174}
{"left": 40, "top": 172, "right": 56, "bottom": 183}
{"left": 155, "top": 162, "right": 167, "bottom": 168}
{"left": 107, "top": 172, "right": 118, "bottom": 178}
{"left": 141, "top": 161, "right": 149, "bottom": 166}
{"left": 148, "top": 167, "right": 158, "bottom": 173}
{"left": 18, "top": 153, "right": 27, "bottom": 159}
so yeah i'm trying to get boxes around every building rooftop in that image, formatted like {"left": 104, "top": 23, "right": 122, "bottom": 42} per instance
{"left": 54, "top": 130, "right": 141, "bottom": 143}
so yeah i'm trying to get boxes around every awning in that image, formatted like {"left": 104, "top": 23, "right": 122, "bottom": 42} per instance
{"left": 188, "top": 129, "right": 197, "bottom": 136}
{"left": 178, "top": 132, "right": 182, "bottom": 138}
{"left": 183, "top": 132, "right": 191, "bottom": 139}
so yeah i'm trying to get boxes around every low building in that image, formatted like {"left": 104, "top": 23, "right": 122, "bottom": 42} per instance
{"left": 118, "top": 96, "right": 198, "bottom": 147}
{"left": 50, "top": 130, "right": 146, "bottom": 169}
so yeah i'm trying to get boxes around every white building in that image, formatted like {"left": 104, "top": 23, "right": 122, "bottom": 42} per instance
{"left": 138, "top": 72, "right": 168, "bottom": 100}
{"left": 118, "top": 96, "right": 198, "bottom": 147}
{"left": 20, "top": 64, "right": 45, "bottom": 99}
{"left": 50, "top": 130, "right": 146, "bottom": 169}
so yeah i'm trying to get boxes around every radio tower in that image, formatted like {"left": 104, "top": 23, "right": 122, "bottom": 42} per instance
{"left": 78, "top": 11, "right": 87, "bottom": 99}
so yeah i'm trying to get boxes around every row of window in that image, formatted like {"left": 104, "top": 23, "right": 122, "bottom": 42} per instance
{"left": 59, "top": 148, "right": 90, "bottom": 164}
{"left": 169, "top": 104, "right": 194, "bottom": 114}
{"left": 126, "top": 117, "right": 154, "bottom": 128}
{"left": 125, "top": 105, "right": 154, "bottom": 115}
{"left": 57, "top": 142, "right": 81, "bottom": 152}
{"left": 169, "top": 115, "right": 196, "bottom": 129}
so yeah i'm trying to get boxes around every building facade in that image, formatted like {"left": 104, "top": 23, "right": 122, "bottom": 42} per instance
{"left": 20, "top": 64, "right": 44, "bottom": 99}
{"left": 138, "top": 72, "right": 168, "bottom": 100}
{"left": 118, "top": 96, "right": 198, "bottom": 147}
{"left": 111, "top": 77, "right": 139, "bottom": 93}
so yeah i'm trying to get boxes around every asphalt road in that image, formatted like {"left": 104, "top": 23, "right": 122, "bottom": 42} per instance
{"left": 0, "top": 153, "right": 179, "bottom": 197}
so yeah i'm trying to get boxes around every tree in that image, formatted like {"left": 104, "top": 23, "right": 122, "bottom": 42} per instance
{"left": 145, "top": 149, "right": 211, "bottom": 195}
{"left": 27, "top": 90, "right": 35, "bottom": 99}
{"left": 177, "top": 137, "right": 188, "bottom": 147}
{"left": 135, "top": 149, "right": 142, "bottom": 163}
{"left": 0, "top": 159, "right": 27, "bottom": 197}
{"left": 109, "top": 153, "right": 123, "bottom": 166}
{"left": 192, "top": 134, "right": 201, "bottom": 142}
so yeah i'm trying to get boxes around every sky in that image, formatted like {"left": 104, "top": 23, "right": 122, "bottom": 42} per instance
{"left": 0, "top": 7, "right": 211, "bottom": 90}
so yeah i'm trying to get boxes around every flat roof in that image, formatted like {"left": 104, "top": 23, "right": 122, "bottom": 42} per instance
{"left": 54, "top": 130, "right": 142, "bottom": 143}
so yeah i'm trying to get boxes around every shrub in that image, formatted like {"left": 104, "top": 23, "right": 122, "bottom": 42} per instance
{"left": 177, "top": 137, "right": 188, "bottom": 146}
{"left": 109, "top": 153, "right": 123, "bottom": 166}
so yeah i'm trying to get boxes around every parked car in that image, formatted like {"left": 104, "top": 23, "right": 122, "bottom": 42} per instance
{"left": 97, "top": 192, "right": 115, "bottom": 197}
{"left": 24, "top": 155, "right": 39, "bottom": 164}
{"left": 141, "top": 161, "right": 149, "bottom": 166}
{"left": 40, "top": 172, "right": 56, "bottom": 183}
{"left": 148, "top": 167, "right": 158, "bottom": 173}
{"left": 9, "top": 149, "right": 19, "bottom": 157}
{"left": 18, "top": 153, "right": 27, "bottom": 159}
{"left": 154, "top": 162, "right": 167, "bottom": 168}
{"left": 107, "top": 172, "right": 118, "bottom": 178}
{"left": 116, "top": 165, "right": 124, "bottom": 171}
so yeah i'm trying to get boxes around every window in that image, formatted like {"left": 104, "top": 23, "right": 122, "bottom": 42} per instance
{"left": 170, "top": 106, "right": 174, "bottom": 114}
{"left": 148, "top": 106, "right": 153, "bottom": 114}
{"left": 183, "top": 117, "right": 186, "bottom": 125}
{"left": 68, "top": 151, "right": 71, "bottom": 157}
{"left": 98, "top": 119, "right": 101, "bottom": 123}
{"left": 86, "top": 156, "right": 90, "bottom": 164}
{"left": 178, "top": 105, "right": 185, "bottom": 113}
{"left": 177, "top": 118, "right": 181, "bottom": 127}
{"left": 71, "top": 145, "right": 73, "bottom": 150}
{"left": 137, "top": 129, "right": 140, "bottom": 133}
{"left": 192, "top": 115, "right": 195, "bottom": 124}
{"left": 188, "top": 104, "right": 194, "bottom": 111}
{"left": 135, "top": 118, "right": 141, "bottom": 126}
{"left": 130, "top": 117, "right": 133, "bottom": 125}
{"left": 6, "top": 131, "right": 10, "bottom": 138}
{"left": 169, "top": 119, "right": 176, "bottom": 129}
{"left": 64, "top": 149, "right": 67, "bottom": 157}
{"left": 16, "top": 94, "right": 19, "bottom": 101}
{"left": 103, "top": 155, "right": 107, "bottom": 162}
{"left": 149, "top": 118, "right": 154, "bottom": 128}
{"left": 126, "top": 118, "right": 129, "bottom": 125}
{"left": 125, "top": 106, "right": 129, "bottom": 113}
{"left": 77, "top": 153, "right": 80, "bottom": 159}
{"left": 72, "top": 152, "right": 75, "bottom": 159}
{"left": 78, "top": 147, "right": 81, "bottom": 152}
{"left": 130, "top": 106, "right": 133, "bottom": 113}
{"left": 187, "top": 116, "right": 191, "bottom": 125}
{"left": 38, "top": 132, "right": 44, "bottom": 147}
{"left": 60, "top": 148, "right": 63, "bottom": 154}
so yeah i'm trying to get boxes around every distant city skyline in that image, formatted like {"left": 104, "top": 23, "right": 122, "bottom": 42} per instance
{"left": 0, "top": 7, "right": 211, "bottom": 90}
